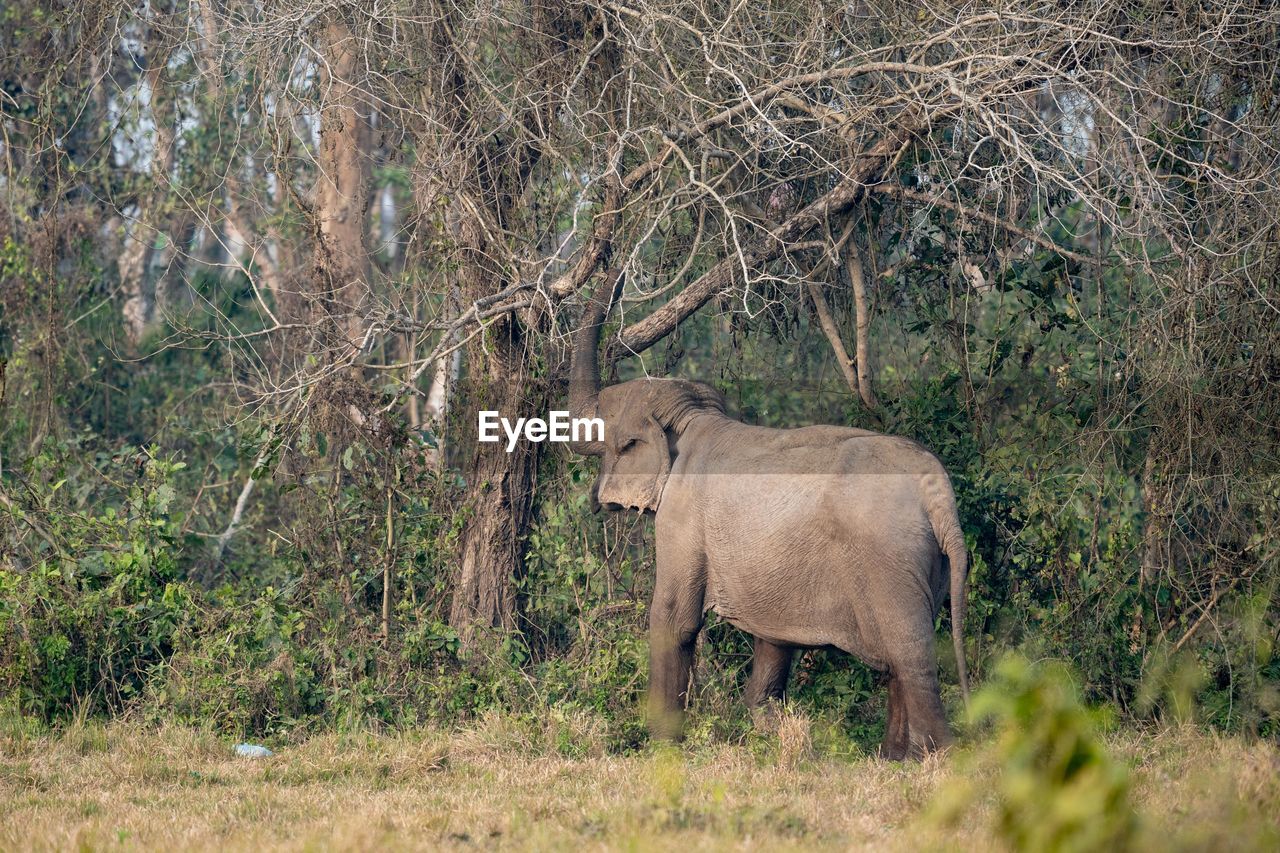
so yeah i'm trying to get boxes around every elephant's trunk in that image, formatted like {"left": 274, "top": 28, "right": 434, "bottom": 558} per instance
{"left": 566, "top": 269, "right": 622, "bottom": 455}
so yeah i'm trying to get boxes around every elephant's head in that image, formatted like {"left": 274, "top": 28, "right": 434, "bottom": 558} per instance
{"left": 566, "top": 273, "right": 725, "bottom": 513}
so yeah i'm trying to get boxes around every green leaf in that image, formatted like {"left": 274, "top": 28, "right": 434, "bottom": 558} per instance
{"left": 152, "top": 484, "right": 176, "bottom": 515}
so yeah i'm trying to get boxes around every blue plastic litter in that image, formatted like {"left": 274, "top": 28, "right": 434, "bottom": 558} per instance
{"left": 234, "top": 743, "right": 274, "bottom": 758}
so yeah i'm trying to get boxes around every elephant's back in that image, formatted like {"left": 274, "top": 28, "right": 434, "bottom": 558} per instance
{"left": 692, "top": 424, "right": 942, "bottom": 479}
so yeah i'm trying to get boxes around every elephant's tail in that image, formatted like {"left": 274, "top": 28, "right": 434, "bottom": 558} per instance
{"left": 944, "top": 524, "right": 970, "bottom": 709}
{"left": 925, "top": 476, "right": 970, "bottom": 708}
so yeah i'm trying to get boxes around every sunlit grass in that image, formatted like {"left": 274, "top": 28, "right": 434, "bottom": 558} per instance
{"left": 0, "top": 713, "right": 1276, "bottom": 851}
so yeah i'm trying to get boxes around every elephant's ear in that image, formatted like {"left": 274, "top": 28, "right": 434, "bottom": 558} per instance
{"left": 599, "top": 413, "right": 671, "bottom": 512}
{"left": 635, "top": 413, "right": 672, "bottom": 508}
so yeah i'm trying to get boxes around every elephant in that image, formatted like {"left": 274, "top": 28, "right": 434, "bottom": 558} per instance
{"left": 564, "top": 273, "right": 969, "bottom": 759}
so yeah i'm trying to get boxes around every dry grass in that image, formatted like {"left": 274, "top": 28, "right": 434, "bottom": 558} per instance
{"left": 0, "top": 713, "right": 1275, "bottom": 851}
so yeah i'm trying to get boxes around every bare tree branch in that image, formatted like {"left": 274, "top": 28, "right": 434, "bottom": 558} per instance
{"left": 845, "top": 240, "right": 878, "bottom": 410}
{"left": 806, "top": 278, "right": 861, "bottom": 403}
{"left": 871, "top": 184, "right": 1095, "bottom": 265}
{"left": 613, "top": 129, "right": 919, "bottom": 359}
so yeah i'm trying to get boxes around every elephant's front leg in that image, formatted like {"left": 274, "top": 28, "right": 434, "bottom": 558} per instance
{"left": 647, "top": 563, "right": 706, "bottom": 741}
{"left": 745, "top": 637, "right": 793, "bottom": 708}
{"left": 745, "top": 637, "right": 794, "bottom": 732}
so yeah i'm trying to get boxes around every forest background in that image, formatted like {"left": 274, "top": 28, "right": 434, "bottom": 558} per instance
{"left": 1, "top": 0, "right": 1278, "bottom": 775}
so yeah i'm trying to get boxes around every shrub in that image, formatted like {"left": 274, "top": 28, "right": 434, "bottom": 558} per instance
{"left": 933, "top": 654, "right": 1137, "bottom": 853}
{"left": 0, "top": 450, "right": 194, "bottom": 719}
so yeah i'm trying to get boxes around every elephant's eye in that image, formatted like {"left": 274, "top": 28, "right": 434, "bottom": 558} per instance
{"left": 618, "top": 437, "right": 638, "bottom": 453}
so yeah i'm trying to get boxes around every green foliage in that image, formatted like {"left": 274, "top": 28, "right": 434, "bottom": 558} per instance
{"left": 935, "top": 655, "right": 1137, "bottom": 853}
{"left": 0, "top": 408, "right": 662, "bottom": 745}
{"left": 0, "top": 448, "right": 194, "bottom": 719}
{"left": 147, "top": 583, "right": 327, "bottom": 736}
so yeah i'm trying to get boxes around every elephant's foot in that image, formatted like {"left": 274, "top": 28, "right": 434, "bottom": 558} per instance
{"left": 884, "top": 667, "right": 953, "bottom": 760}
{"left": 750, "top": 698, "right": 785, "bottom": 735}
{"left": 647, "top": 702, "right": 687, "bottom": 742}
{"left": 907, "top": 728, "right": 954, "bottom": 760}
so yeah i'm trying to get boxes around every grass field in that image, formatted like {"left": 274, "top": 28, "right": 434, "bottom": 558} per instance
{"left": 1, "top": 712, "right": 1277, "bottom": 852}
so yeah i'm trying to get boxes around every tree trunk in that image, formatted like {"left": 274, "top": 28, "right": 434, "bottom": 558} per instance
{"left": 806, "top": 279, "right": 861, "bottom": 402}
{"left": 419, "top": 340, "right": 460, "bottom": 468}
{"left": 312, "top": 19, "right": 371, "bottom": 351}
{"left": 119, "top": 217, "right": 156, "bottom": 343}
{"left": 419, "top": 1, "right": 617, "bottom": 644}
{"left": 450, "top": 443, "right": 542, "bottom": 634}
{"left": 442, "top": 179, "right": 547, "bottom": 637}
{"left": 119, "top": 31, "right": 177, "bottom": 345}
{"left": 449, "top": 337, "right": 545, "bottom": 635}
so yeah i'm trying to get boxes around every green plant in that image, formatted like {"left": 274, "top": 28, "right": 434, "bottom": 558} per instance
{"left": 933, "top": 654, "right": 1137, "bottom": 852}
{"left": 0, "top": 447, "right": 195, "bottom": 719}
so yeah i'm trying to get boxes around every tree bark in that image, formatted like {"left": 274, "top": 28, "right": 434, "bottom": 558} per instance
{"left": 844, "top": 241, "right": 878, "bottom": 409}
{"left": 312, "top": 19, "right": 371, "bottom": 351}
{"left": 806, "top": 279, "right": 862, "bottom": 401}
{"left": 449, "top": 370, "right": 544, "bottom": 635}
{"left": 119, "top": 27, "right": 177, "bottom": 345}
{"left": 445, "top": 205, "right": 547, "bottom": 638}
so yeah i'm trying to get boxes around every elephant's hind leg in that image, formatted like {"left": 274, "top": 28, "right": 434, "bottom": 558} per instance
{"left": 745, "top": 637, "right": 793, "bottom": 708}
{"left": 876, "top": 618, "right": 952, "bottom": 759}
{"left": 899, "top": 667, "right": 952, "bottom": 757}
{"left": 879, "top": 673, "right": 910, "bottom": 760}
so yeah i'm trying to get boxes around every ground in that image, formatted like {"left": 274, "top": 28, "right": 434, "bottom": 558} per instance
{"left": 1, "top": 713, "right": 1277, "bottom": 851}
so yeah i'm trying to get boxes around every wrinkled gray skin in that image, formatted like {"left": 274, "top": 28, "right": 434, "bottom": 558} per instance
{"left": 566, "top": 276, "right": 969, "bottom": 759}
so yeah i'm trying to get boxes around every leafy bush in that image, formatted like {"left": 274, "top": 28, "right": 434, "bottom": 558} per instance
{"left": 146, "top": 584, "right": 326, "bottom": 736}
{"left": 0, "top": 449, "right": 194, "bottom": 719}
{"left": 934, "top": 655, "right": 1137, "bottom": 852}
